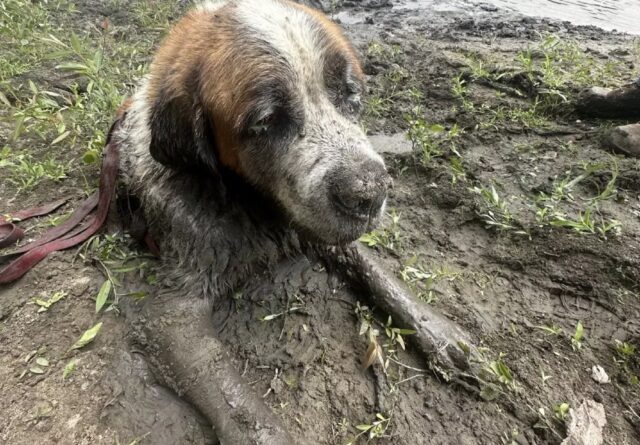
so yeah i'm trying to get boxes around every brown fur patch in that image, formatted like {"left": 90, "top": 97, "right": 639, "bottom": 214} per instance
{"left": 116, "top": 97, "right": 132, "bottom": 120}
{"left": 145, "top": 1, "right": 363, "bottom": 176}
{"left": 146, "top": 5, "right": 245, "bottom": 173}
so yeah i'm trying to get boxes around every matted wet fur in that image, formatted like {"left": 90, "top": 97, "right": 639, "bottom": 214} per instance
{"left": 113, "top": 0, "right": 392, "bottom": 443}
{"left": 115, "top": 0, "right": 392, "bottom": 292}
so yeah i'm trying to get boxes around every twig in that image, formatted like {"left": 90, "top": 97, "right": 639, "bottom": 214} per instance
{"left": 387, "top": 356, "right": 429, "bottom": 373}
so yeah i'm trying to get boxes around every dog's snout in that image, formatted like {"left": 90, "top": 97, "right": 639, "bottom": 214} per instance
{"left": 329, "top": 159, "right": 391, "bottom": 219}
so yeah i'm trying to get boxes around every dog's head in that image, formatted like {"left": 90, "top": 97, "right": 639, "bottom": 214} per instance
{"left": 145, "top": 0, "right": 391, "bottom": 244}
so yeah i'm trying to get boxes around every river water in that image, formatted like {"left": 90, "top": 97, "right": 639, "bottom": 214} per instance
{"left": 488, "top": 0, "right": 640, "bottom": 35}
{"left": 376, "top": 0, "right": 640, "bottom": 35}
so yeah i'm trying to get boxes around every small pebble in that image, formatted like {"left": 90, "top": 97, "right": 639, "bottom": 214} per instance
{"left": 591, "top": 365, "right": 610, "bottom": 384}
{"left": 69, "top": 276, "right": 91, "bottom": 297}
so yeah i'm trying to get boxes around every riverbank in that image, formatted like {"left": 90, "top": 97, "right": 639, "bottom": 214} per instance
{"left": 1, "top": 1, "right": 638, "bottom": 444}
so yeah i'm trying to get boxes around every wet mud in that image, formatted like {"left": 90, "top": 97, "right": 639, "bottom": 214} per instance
{"left": 1, "top": 1, "right": 639, "bottom": 444}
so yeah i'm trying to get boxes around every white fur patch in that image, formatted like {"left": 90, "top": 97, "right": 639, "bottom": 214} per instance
{"left": 197, "top": 0, "right": 229, "bottom": 12}
{"left": 234, "top": 0, "right": 325, "bottom": 81}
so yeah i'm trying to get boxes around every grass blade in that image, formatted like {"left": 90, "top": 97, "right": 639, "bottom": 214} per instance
{"left": 95, "top": 280, "right": 111, "bottom": 313}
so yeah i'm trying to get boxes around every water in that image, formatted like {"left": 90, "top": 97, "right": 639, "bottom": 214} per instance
{"left": 340, "top": 0, "right": 640, "bottom": 35}
{"left": 488, "top": 0, "right": 640, "bottom": 35}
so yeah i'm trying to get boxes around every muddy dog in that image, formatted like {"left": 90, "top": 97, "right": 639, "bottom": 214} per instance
{"left": 114, "top": 1, "right": 474, "bottom": 443}
{"left": 115, "top": 0, "right": 389, "bottom": 442}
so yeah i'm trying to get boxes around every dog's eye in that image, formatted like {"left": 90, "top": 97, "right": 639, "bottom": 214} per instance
{"left": 249, "top": 114, "right": 274, "bottom": 136}
{"left": 346, "top": 92, "right": 362, "bottom": 112}
{"left": 342, "top": 77, "right": 363, "bottom": 114}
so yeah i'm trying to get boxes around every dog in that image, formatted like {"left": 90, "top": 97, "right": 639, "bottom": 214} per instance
{"left": 113, "top": 1, "right": 391, "bottom": 443}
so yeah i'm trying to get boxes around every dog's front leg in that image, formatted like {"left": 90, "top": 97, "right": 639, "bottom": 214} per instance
{"left": 324, "top": 244, "right": 482, "bottom": 385}
{"left": 133, "top": 293, "right": 298, "bottom": 445}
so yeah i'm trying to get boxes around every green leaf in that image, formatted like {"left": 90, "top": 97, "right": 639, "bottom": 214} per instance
{"left": 574, "top": 321, "right": 584, "bottom": 342}
{"left": 355, "top": 424, "right": 372, "bottom": 431}
{"left": 358, "top": 320, "right": 369, "bottom": 336}
{"left": 55, "top": 62, "right": 90, "bottom": 73}
{"left": 69, "top": 322, "right": 103, "bottom": 350}
{"left": 358, "top": 233, "right": 377, "bottom": 247}
{"left": 93, "top": 50, "right": 103, "bottom": 71}
{"left": 458, "top": 340, "right": 471, "bottom": 356}
{"left": 82, "top": 150, "right": 99, "bottom": 164}
{"left": 11, "top": 114, "right": 26, "bottom": 143}
{"left": 395, "top": 329, "right": 417, "bottom": 335}
{"left": 0, "top": 91, "right": 10, "bottom": 107}
{"left": 41, "top": 34, "right": 67, "bottom": 48}
{"left": 95, "top": 280, "right": 111, "bottom": 313}
{"left": 34, "top": 291, "right": 67, "bottom": 312}
{"left": 63, "top": 359, "right": 78, "bottom": 379}
{"left": 125, "top": 291, "right": 148, "bottom": 300}
{"left": 70, "top": 33, "right": 82, "bottom": 54}
{"left": 36, "top": 357, "right": 49, "bottom": 367}
{"left": 30, "top": 366, "right": 44, "bottom": 374}
{"left": 51, "top": 130, "right": 71, "bottom": 145}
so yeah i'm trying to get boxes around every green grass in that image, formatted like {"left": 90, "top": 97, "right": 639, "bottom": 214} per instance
{"left": 399, "top": 259, "right": 460, "bottom": 304}
{"left": 4, "top": 154, "right": 70, "bottom": 191}
{"left": 0, "top": 0, "right": 168, "bottom": 197}
{"left": 405, "top": 113, "right": 462, "bottom": 166}
{"left": 364, "top": 95, "right": 393, "bottom": 119}
{"left": 359, "top": 210, "right": 403, "bottom": 253}
{"left": 366, "top": 41, "right": 402, "bottom": 60}
{"left": 534, "top": 161, "right": 622, "bottom": 239}
{"left": 520, "top": 34, "right": 629, "bottom": 90}
{"left": 450, "top": 33, "right": 634, "bottom": 130}
{"left": 362, "top": 40, "right": 422, "bottom": 127}
{"left": 0, "top": 0, "right": 76, "bottom": 80}
{"left": 344, "top": 413, "right": 391, "bottom": 444}
{"left": 130, "top": 0, "right": 181, "bottom": 28}
{"left": 464, "top": 159, "right": 622, "bottom": 240}
{"left": 471, "top": 185, "right": 528, "bottom": 235}
{"left": 451, "top": 74, "right": 473, "bottom": 110}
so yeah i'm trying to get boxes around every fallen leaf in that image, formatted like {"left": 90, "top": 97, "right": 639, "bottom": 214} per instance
{"left": 51, "top": 130, "right": 71, "bottom": 145}
{"left": 95, "top": 280, "right": 111, "bottom": 313}
{"left": 69, "top": 322, "right": 102, "bottom": 350}
{"left": 34, "top": 291, "right": 67, "bottom": 313}
{"left": 63, "top": 359, "right": 78, "bottom": 379}
{"left": 363, "top": 339, "right": 384, "bottom": 370}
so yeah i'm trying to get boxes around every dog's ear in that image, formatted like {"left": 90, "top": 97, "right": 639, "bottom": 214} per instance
{"left": 148, "top": 85, "right": 218, "bottom": 173}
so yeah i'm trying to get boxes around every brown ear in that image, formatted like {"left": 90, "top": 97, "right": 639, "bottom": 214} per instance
{"left": 148, "top": 82, "right": 218, "bottom": 174}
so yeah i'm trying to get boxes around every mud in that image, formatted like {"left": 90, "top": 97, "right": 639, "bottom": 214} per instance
{"left": 1, "top": 1, "right": 640, "bottom": 444}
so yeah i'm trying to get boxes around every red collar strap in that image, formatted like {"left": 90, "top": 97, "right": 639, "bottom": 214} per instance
{"left": 0, "top": 118, "right": 122, "bottom": 284}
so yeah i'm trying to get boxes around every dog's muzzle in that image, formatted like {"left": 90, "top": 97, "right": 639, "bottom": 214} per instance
{"left": 327, "top": 158, "right": 392, "bottom": 221}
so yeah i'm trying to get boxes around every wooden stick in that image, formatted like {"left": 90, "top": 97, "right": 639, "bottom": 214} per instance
{"left": 324, "top": 243, "right": 481, "bottom": 381}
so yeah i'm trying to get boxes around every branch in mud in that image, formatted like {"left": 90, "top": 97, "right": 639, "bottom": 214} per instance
{"left": 322, "top": 243, "right": 483, "bottom": 384}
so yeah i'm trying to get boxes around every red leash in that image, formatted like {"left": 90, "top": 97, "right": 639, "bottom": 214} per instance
{"left": 0, "top": 198, "right": 69, "bottom": 248}
{"left": 0, "top": 119, "right": 121, "bottom": 284}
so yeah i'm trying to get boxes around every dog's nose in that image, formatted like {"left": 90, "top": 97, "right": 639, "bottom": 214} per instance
{"left": 329, "top": 159, "right": 392, "bottom": 219}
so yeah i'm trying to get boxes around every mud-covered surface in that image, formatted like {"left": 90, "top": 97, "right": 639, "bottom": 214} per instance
{"left": 1, "top": 1, "right": 640, "bottom": 444}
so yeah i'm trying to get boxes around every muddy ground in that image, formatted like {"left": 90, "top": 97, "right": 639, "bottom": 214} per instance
{"left": 1, "top": 1, "right": 639, "bottom": 444}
